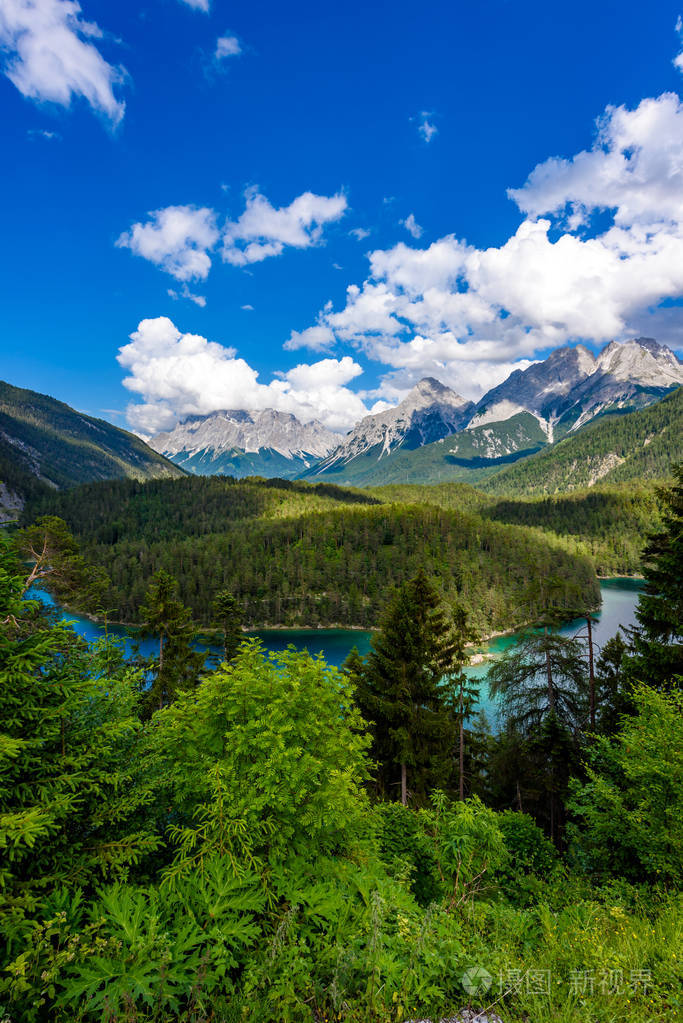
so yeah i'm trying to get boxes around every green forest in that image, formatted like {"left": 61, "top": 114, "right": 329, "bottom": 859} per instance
{"left": 0, "top": 379, "right": 183, "bottom": 500}
{"left": 24, "top": 475, "right": 602, "bottom": 634}
{"left": 1, "top": 466, "right": 682, "bottom": 1023}
{"left": 481, "top": 386, "right": 683, "bottom": 495}
{"left": 372, "top": 480, "right": 666, "bottom": 576}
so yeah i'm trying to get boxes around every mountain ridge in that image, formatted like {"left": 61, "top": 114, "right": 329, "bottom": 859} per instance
{"left": 149, "top": 408, "right": 339, "bottom": 480}
{"left": 0, "top": 380, "right": 184, "bottom": 519}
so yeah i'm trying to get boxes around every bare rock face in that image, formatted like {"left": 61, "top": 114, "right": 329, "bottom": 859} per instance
{"left": 151, "top": 408, "right": 339, "bottom": 461}
{"left": 313, "top": 378, "right": 474, "bottom": 473}
{"left": 468, "top": 338, "right": 683, "bottom": 440}
{"left": 149, "top": 409, "right": 340, "bottom": 478}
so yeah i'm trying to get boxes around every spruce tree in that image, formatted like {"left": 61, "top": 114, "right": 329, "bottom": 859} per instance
{"left": 139, "top": 569, "right": 204, "bottom": 713}
{"left": 626, "top": 465, "right": 683, "bottom": 689}
{"left": 442, "top": 604, "right": 479, "bottom": 800}
{"left": 212, "top": 590, "right": 244, "bottom": 662}
{"left": 356, "top": 570, "right": 456, "bottom": 805}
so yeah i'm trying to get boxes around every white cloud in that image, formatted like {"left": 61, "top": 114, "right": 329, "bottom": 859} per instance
{"left": 349, "top": 226, "right": 370, "bottom": 240}
{"left": 416, "top": 111, "right": 438, "bottom": 143}
{"left": 284, "top": 325, "right": 335, "bottom": 352}
{"left": 241, "top": 303, "right": 254, "bottom": 311}
{"left": 0, "top": 0, "right": 125, "bottom": 123}
{"left": 118, "top": 316, "right": 368, "bottom": 435}
{"left": 509, "top": 93, "right": 683, "bottom": 227}
{"left": 401, "top": 213, "right": 423, "bottom": 239}
{"left": 296, "top": 89, "right": 683, "bottom": 402}
{"left": 116, "top": 206, "right": 219, "bottom": 282}
{"left": 222, "top": 187, "right": 348, "bottom": 266}
{"left": 179, "top": 0, "right": 210, "bottom": 11}
{"left": 168, "top": 285, "right": 206, "bottom": 307}
{"left": 118, "top": 188, "right": 347, "bottom": 282}
{"left": 215, "top": 34, "right": 241, "bottom": 61}
{"left": 675, "top": 16, "right": 683, "bottom": 71}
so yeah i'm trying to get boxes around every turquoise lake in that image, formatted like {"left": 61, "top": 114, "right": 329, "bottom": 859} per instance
{"left": 33, "top": 578, "right": 642, "bottom": 722}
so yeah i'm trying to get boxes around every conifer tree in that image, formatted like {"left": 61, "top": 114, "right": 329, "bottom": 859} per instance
{"left": 486, "top": 631, "right": 588, "bottom": 845}
{"left": 626, "top": 465, "right": 683, "bottom": 689}
{"left": 212, "top": 590, "right": 244, "bottom": 662}
{"left": 14, "top": 514, "right": 109, "bottom": 608}
{"left": 442, "top": 604, "right": 479, "bottom": 800}
{"left": 356, "top": 570, "right": 456, "bottom": 805}
{"left": 139, "top": 569, "right": 204, "bottom": 713}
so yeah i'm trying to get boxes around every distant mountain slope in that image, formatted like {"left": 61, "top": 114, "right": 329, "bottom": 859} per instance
{"left": 303, "top": 338, "right": 682, "bottom": 487}
{"left": 469, "top": 337, "right": 683, "bottom": 438}
{"left": 305, "top": 378, "right": 473, "bottom": 481}
{"left": 480, "top": 386, "right": 682, "bottom": 495}
{"left": 149, "top": 408, "right": 339, "bottom": 479}
{"left": 367, "top": 479, "right": 663, "bottom": 576}
{"left": 302, "top": 412, "right": 548, "bottom": 487}
{"left": 0, "top": 380, "right": 184, "bottom": 515}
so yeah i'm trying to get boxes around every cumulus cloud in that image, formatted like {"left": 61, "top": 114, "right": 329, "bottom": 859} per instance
{"left": 675, "top": 16, "right": 683, "bottom": 71}
{"left": 118, "top": 317, "right": 368, "bottom": 435}
{"left": 0, "top": 0, "right": 125, "bottom": 123}
{"left": 117, "top": 205, "right": 219, "bottom": 282}
{"left": 284, "top": 325, "right": 335, "bottom": 352}
{"left": 509, "top": 93, "right": 683, "bottom": 227}
{"left": 118, "top": 188, "right": 347, "bottom": 286}
{"left": 222, "top": 188, "right": 348, "bottom": 266}
{"left": 179, "top": 0, "right": 209, "bottom": 11}
{"left": 416, "top": 111, "right": 437, "bottom": 143}
{"left": 297, "top": 89, "right": 683, "bottom": 401}
{"left": 401, "top": 213, "right": 423, "bottom": 239}
{"left": 215, "top": 34, "right": 241, "bottom": 61}
{"left": 349, "top": 226, "right": 370, "bottom": 240}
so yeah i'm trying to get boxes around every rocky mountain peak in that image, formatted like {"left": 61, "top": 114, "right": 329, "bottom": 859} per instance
{"left": 309, "top": 378, "right": 474, "bottom": 472}
{"left": 150, "top": 408, "right": 339, "bottom": 461}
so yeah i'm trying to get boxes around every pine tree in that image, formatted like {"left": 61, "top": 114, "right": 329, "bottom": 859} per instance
{"left": 356, "top": 570, "right": 457, "bottom": 805}
{"left": 442, "top": 604, "right": 479, "bottom": 800}
{"left": 14, "top": 515, "right": 109, "bottom": 608}
{"left": 486, "top": 631, "right": 588, "bottom": 845}
{"left": 0, "top": 535, "right": 157, "bottom": 944}
{"left": 212, "top": 590, "right": 244, "bottom": 662}
{"left": 626, "top": 465, "right": 683, "bottom": 689}
{"left": 139, "top": 570, "right": 204, "bottom": 713}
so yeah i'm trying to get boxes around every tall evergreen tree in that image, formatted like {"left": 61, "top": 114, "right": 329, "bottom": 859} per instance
{"left": 486, "top": 632, "right": 588, "bottom": 845}
{"left": 356, "top": 570, "right": 456, "bottom": 805}
{"left": 442, "top": 604, "right": 479, "bottom": 800}
{"left": 626, "top": 465, "right": 683, "bottom": 689}
{"left": 595, "top": 631, "right": 631, "bottom": 734}
{"left": 138, "top": 570, "right": 204, "bottom": 713}
{"left": 212, "top": 590, "right": 244, "bottom": 662}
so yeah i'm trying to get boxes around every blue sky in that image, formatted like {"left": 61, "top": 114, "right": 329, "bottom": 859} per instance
{"left": 2, "top": 0, "right": 683, "bottom": 435}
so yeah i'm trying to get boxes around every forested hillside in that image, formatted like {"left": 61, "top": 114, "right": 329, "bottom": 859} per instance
{"left": 25, "top": 475, "right": 599, "bottom": 635}
{"left": 371, "top": 480, "right": 664, "bottom": 575}
{"left": 481, "top": 386, "right": 682, "bottom": 495}
{"left": 0, "top": 380, "right": 184, "bottom": 507}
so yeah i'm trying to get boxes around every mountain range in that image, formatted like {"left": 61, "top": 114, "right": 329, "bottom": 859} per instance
{"left": 146, "top": 336, "right": 681, "bottom": 487}
{"left": 1, "top": 337, "right": 681, "bottom": 520}
{"left": 303, "top": 337, "right": 683, "bottom": 486}
{"left": 148, "top": 408, "right": 338, "bottom": 480}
